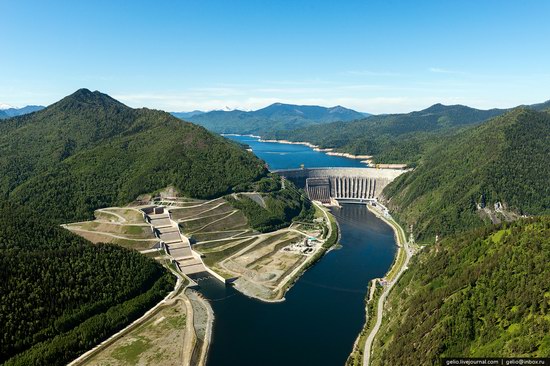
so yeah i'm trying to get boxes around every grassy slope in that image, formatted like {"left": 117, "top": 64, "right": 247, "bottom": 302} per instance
{"left": 371, "top": 217, "right": 550, "bottom": 365}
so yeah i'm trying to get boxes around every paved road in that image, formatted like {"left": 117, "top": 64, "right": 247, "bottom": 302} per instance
{"left": 363, "top": 215, "right": 412, "bottom": 366}
{"left": 68, "top": 274, "right": 184, "bottom": 366}
{"left": 62, "top": 226, "right": 158, "bottom": 241}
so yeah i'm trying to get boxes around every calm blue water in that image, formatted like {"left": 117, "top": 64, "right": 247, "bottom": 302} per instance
{"left": 225, "top": 134, "right": 368, "bottom": 170}
{"left": 197, "top": 136, "right": 396, "bottom": 366}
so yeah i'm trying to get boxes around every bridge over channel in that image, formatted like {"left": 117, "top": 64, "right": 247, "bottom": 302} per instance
{"left": 273, "top": 167, "right": 406, "bottom": 204}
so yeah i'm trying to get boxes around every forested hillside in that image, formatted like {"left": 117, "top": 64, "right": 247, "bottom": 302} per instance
{"left": 183, "top": 102, "right": 365, "bottom": 135}
{"left": 266, "top": 103, "right": 507, "bottom": 164}
{"left": 0, "top": 89, "right": 267, "bottom": 223}
{"left": 370, "top": 217, "right": 550, "bottom": 365}
{"left": 226, "top": 175, "right": 314, "bottom": 232}
{"left": 382, "top": 108, "right": 550, "bottom": 242}
{"left": 0, "top": 202, "right": 175, "bottom": 365}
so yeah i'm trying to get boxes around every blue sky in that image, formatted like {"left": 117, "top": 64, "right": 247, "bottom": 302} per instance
{"left": 1, "top": 0, "right": 549, "bottom": 113}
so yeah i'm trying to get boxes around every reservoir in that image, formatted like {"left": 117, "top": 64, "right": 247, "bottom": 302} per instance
{"left": 225, "top": 134, "right": 367, "bottom": 170}
{"left": 197, "top": 135, "right": 396, "bottom": 366}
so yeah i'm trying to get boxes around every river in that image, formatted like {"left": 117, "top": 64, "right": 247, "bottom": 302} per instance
{"left": 196, "top": 135, "right": 396, "bottom": 366}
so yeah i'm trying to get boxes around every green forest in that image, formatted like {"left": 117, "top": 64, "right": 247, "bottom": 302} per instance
{"left": 226, "top": 176, "right": 314, "bottom": 232}
{"left": 266, "top": 103, "right": 507, "bottom": 164}
{"left": 371, "top": 217, "right": 550, "bottom": 365}
{"left": 0, "top": 202, "right": 175, "bottom": 365}
{"left": 382, "top": 108, "right": 550, "bottom": 242}
{"left": 267, "top": 100, "right": 550, "bottom": 165}
{"left": 0, "top": 89, "right": 267, "bottom": 223}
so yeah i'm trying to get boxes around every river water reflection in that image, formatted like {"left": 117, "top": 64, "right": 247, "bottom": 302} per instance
{"left": 197, "top": 135, "right": 396, "bottom": 366}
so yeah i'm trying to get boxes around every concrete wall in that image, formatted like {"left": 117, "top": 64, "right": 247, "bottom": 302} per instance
{"left": 273, "top": 167, "right": 406, "bottom": 180}
{"left": 277, "top": 168, "right": 406, "bottom": 201}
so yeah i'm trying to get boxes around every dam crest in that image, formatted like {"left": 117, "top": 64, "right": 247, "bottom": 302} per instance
{"left": 272, "top": 167, "right": 407, "bottom": 204}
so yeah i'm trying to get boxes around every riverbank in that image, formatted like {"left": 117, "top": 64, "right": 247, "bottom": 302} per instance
{"left": 224, "top": 202, "right": 339, "bottom": 303}
{"left": 346, "top": 204, "right": 413, "bottom": 366}
{"left": 187, "top": 288, "right": 214, "bottom": 366}
{"left": 228, "top": 134, "right": 408, "bottom": 169}
{"left": 259, "top": 138, "right": 373, "bottom": 162}
{"left": 201, "top": 203, "right": 397, "bottom": 366}
{"left": 69, "top": 266, "right": 194, "bottom": 366}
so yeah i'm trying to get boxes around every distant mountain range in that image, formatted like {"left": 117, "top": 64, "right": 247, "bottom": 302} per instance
{"left": 0, "top": 105, "right": 44, "bottom": 119}
{"left": 267, "top": 100, "right": 550, "bottom": 164}
{"left": 171, "top": 103, "right": 369, "bottom": 134}
{"left": 171, "top": 110, "right": 206, "bottom": 119}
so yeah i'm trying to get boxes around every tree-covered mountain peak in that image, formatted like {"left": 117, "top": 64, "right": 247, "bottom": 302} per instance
{"left": 417, "top": 103, "right": 482, "bottom": 115}
{"left": 183, "top": 102, "right": 366, "bottom": 134}
{"left": 0, "top": 89, "right": 267, "bottom": 222}
{"left": 52, "top": 88, "right": 128, "bottom": 111}
{"left": 383, "top": 107, "right": 550, "bottom": 241}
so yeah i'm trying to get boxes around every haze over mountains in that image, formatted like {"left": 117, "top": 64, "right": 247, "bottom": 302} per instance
{"left": 0, "top": 105, "right": 44, "bottom": 119}
{"left": 172, "top": 102, "right": 369, "bottom": 135}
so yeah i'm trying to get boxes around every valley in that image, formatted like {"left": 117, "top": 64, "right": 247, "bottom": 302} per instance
{"left": 3, "top": 3, "right": 550, "bottom": 366}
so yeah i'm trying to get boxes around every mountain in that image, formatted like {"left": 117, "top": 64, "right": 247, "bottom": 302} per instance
{"left": 0, "top": 110, "right": 8, "bottom": 119}
{"left": 252, "top": 103, "right": 365, "bottom": 122}
{"left": 0, "top": 201, "right": 174, "bottom": 366}
{"left": 180, "top": 102, "right": 366, "bottom": 134}
{"left": 370, "top": 217, "right": 550, "bottom": 365}
{"left": 382, "top": 108, "right": 550, "bottom": 242}
{"left": 170, "top": 110, "right": 205, "bottom": 119}
{"left": 267, "top": 103, "right": 508, "bottom": 164}
{"left": 0, "top": 89, "right": 266, "bottom": 222}
{"left": 526, "top": 99, "right": 550, "bottom": 112}
{"left": 1, "top": 105, "right": 45, "bottom": 117}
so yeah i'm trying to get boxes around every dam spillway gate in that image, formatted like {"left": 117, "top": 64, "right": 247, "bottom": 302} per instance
{"left": 273, "top": 167, "right": 407, "bottom": 204}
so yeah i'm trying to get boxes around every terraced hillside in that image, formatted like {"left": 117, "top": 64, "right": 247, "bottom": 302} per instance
{"left": 165, "top": 195, "right": 333, "bottom": 300}
{"left": 64, "top": 207, "right": 160, "bottom": 251}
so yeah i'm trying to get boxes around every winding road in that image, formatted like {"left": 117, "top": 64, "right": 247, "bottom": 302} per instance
{"left": 363, "top": 212, "right": 413, "bottom": 366}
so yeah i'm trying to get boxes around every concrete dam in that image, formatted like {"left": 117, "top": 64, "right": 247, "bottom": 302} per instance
{"left": 273, "top": 167, "right": 406, "bottom": 204}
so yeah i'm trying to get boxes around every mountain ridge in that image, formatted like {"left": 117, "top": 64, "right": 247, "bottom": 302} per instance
{"left": 174, "top": 102, "right": 367, "bottom": 134}
{"left": 382, "top": 107, "right": 550, "bottom": 241}
{"left": 0, "top": 105, "right": 45, "bottom": 118}
{"left": 0, "top": 88, "right": 267, "bottom": 222}
{"left": 265, "top": 101, "right": 550, "bottom": 164}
